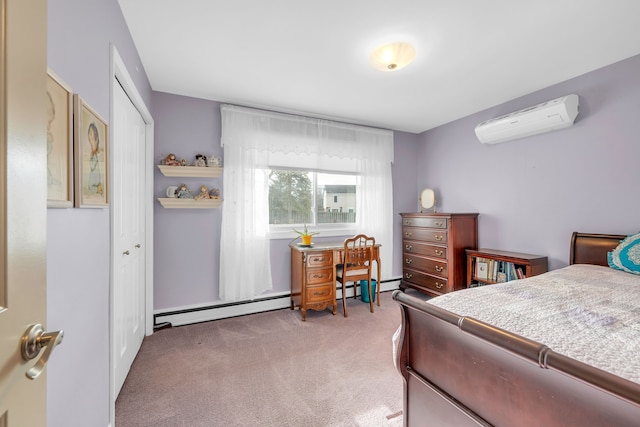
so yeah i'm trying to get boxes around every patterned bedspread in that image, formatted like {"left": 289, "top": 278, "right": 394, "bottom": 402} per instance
{"left": 427, "top": 264, "right": 640, "bottom": 384}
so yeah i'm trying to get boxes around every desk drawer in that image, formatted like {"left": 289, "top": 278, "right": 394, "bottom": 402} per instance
{"left": 306, "top": 267, "right": 333, "bottom": 285}
{"left": 403, "top": 241, "right": 447, "bottom": 259}
{"left": 305, "top": 284, "right": 334, "bottom": 303}
{"left": 403, "top": 227, "right": 447, "bottom": 244}
{"left": 306, "top": 252, "right": 333, "bottom": 268}
{"left": 403, "top": 268, "right": 449, "bottom": 293}
{"left": 403, "top": 254, "right": 448, "bottom": 278}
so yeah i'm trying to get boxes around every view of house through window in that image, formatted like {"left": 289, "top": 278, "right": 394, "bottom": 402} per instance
{"left": 268, "top": 170, "right": 357, "bottom": 226}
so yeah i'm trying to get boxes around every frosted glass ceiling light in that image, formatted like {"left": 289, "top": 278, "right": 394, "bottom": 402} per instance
{"left": 370, "top": 42, "right": 416, "bottom": 71}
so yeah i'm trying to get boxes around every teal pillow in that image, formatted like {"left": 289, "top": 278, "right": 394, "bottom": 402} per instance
{"left": 608, "top": 232, "right": 640, "bottom": 275}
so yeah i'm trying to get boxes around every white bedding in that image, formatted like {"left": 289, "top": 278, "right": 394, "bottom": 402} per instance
{"left": 427, "top": 264, "right": 640, "bottom": 384}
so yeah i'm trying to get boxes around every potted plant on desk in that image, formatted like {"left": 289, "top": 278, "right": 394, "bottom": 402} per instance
{"left": 293, "top": 224, "right": 320, "bottom": 246}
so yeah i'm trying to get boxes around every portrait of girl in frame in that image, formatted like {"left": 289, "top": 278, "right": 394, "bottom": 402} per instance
{"left": 46, "top": 69, "right": 74, "bottom": 208}
{"left": 74, "top": 95, "right": 109, "bottom": 207}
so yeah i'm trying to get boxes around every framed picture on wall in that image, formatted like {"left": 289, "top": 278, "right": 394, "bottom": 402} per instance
{"left": 46, "top": 69, "right": 74, "bottom": 208}
{"left": 74, "top": 95, "right": 109, "bottom": 207}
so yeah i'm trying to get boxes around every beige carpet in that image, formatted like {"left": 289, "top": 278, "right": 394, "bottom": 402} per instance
{"left": 116, "top": 291, "right": 404, "bottom": 426}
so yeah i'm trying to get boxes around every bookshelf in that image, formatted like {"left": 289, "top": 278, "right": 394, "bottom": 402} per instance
{"left": 466, "top": 248, "right": 548, "bottom": 287}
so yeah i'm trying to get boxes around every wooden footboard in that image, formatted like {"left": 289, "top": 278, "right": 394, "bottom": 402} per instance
{"left": 392, "top": 290, "right": 640, "bottom": 426}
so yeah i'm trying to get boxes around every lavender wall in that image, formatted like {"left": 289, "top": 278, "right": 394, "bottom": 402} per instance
{"left": 417, "top": 54, "right": 640, "bottom": 270}
{"left": 47, "top": 1, "right": 151, "bottom": 426}
{"left": 151, "top": 93, "right": 420, "bottom": 310}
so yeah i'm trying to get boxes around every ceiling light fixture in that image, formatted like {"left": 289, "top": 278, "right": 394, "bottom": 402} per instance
{"left": 370, "top": 42, "right": 416, "bottom": 72}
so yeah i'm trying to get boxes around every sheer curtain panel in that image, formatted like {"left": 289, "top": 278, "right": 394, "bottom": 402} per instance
{"left": 219, "top": 105, "right": 394, "bottom": 302}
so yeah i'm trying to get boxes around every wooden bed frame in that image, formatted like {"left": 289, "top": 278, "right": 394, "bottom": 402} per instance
{"left": 393, "top": 232, "right": 640, "bottom": 426}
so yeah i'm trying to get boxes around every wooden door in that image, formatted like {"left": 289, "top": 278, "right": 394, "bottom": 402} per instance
{"left": 112, "top": 80, "right": 146, "bottom": 397}
{"left": 0, "top": 0, "right": 53, "bottom": 425}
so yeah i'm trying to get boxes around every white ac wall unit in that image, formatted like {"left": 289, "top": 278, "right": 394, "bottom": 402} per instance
{"left": 475, "top": 94, "right": 579, "bottom": 144}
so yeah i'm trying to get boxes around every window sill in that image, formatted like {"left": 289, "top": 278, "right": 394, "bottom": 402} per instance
{"left": 269, "top": 226, "right": 358, "bottom": 240}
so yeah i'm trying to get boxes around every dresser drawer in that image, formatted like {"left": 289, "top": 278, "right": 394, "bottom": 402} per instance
{"left": 403, "top": 227, "right": 447, "bottom": 244}
{"left": 305, "top": 284, "right": 334, "bottom": 303}
{"left": 403, "top": 254, "right": 448, "bottom": 278}
{"left": 403, "top": 268, "right": 449, "bottom": 293}
{"left": 402, "top": 217, "right": 448, "bottom": 229}
{"left": 403, "top": 241, "right": 447, "bottom": 259}
{"left": 306, "top": 252, "right": 333, "bottom": 268}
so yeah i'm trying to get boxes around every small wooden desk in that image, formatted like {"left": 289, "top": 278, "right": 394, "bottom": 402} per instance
{"left": 289, "top": 241, "right": 381, "bottom": 320}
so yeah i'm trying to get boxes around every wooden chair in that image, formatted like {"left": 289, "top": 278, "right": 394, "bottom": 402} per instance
{"left": 336, "top": 234, "right": 376, "bottom": 317}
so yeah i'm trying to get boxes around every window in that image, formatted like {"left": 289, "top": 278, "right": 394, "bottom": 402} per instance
{"left": 268, "top": 169, "right": 357, "bottom": 227}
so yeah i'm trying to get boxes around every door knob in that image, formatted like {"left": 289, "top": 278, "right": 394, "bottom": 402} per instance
{"left": 21, "top": 323, "right": 64, "bottom": 380}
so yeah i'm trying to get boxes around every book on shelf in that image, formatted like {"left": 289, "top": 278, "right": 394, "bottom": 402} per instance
{"left": 516, "top": 267, "right": 525, "bottom": 279}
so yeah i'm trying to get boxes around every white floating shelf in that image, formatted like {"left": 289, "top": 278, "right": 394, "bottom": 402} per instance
{"left": 157, "top": 165, "right": 222, "bottom": 178}
{"left": 157, "top": 198, "right": 223, "bottom": 209}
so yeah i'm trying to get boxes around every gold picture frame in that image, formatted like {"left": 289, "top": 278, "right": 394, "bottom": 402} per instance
{"left": 46, "top": 69, "right": 74, "bottom": 208}
{"left": 74, "top": 95, "right": 109, "bottom": 207}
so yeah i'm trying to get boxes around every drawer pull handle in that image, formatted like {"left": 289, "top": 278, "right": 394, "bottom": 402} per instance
{"left": 435, "top": 221, "right": 444, "bottom": 227}
{"left": 312, "top": 257, "right": 325, "bottom": 262}
{"left": 405, "top": 244, "right": 412, "bottom": 251}
{"left": 313, "top": 290, "right": 328, "bottom": 296}
{"left": 405, "top": 232, "right": 412, "bottom": 238}
{"left": 404, "top": 220, "right": 411, "bottom": 225}
{"left": 435, "top": 235, "right": 443, "bottom": 241}
{"left": 435, "top": 250, "right": 444, "bottom": 256}
{"left": 435, "top": 282, "right": 444, "bottom": 289}
{"left": 404, "top": 273, "right": 413, "bottom": 279}
{"left": 405, "top": 258, "right": 412, "bottom": 265}
{"left": 435, "top": 266, "right": 443, "bottom": 272}
{"left": 312, "top": 274, "right": 325, "bottom": 279}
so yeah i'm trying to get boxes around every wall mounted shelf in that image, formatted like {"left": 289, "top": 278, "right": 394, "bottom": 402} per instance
{"left": 157, "top": 165, "right": 222, "bottom": 178}
{"left": 157, "top": 198, "right": 223, "bottom": 209}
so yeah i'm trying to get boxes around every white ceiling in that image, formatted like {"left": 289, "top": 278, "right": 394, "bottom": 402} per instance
{"left": 118, "top": 1, "right": 640, "bottom": 134}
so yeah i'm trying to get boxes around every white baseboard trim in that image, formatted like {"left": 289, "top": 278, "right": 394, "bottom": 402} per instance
{"left": 154, "top": 279, "right": 401, "bottom": 327}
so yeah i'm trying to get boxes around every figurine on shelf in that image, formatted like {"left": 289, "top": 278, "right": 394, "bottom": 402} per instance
{"left": 209, "top": 187, "right": 221, "bottom": 199}
{"left": 164, "top": 153, "right": 180, "bottom": 166}
{"left": 208, "top": 155, "right": 221, "bottom": 167}
{"left": 180, "top": 159, "right": 187, "bottom": 167}
{"left": 194, "top": 154, "right": 207, "bottom": 167}
{"left": 194, "top": 185, "right": 211, "bottom": 200}
{"left": 176, "top": 183, "right": 193, "bottom": 199}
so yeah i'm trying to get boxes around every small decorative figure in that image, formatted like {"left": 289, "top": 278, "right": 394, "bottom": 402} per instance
{"left": 209, "top": 187, "right": 221, "bottom": 199}
{"left": 194, "top": 185, "right": 211, "bottom": 200}
{"left": 208, "top": 155, "right": 222, "bottom": 167}
{"left": 194, "top": 154, "right": 207, "bottom": 167}
{"left": 164, "top": 153, "right": 180, "bottom": 166}
{"left": 176, "top": 183, "right": 193, "bottom": 199}
{"left": 180, "top": 159, "right": 187, "bottom": 167}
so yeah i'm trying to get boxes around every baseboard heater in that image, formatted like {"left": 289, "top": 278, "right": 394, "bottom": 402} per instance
{"left": 154, "top": 278, "right": 401, "bottom": 328}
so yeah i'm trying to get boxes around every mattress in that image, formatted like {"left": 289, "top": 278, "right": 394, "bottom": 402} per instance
{"left": 427, "top": 264, "right": 640, "bottom": 384}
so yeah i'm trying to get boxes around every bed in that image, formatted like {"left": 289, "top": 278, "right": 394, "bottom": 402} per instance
{"left": 392, "top": 232, "right": 640, "bottom": 426}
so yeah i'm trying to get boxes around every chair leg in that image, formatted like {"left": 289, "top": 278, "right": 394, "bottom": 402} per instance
{"left": 368, "top": 282, "right": 374, "bottom": 313}
{"left": 342, "top": 282, "right": 348, "bottom": 317}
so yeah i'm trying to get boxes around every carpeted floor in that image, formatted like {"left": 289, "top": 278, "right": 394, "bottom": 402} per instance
{"left": 116, "top": 291, "right": 405, "bottom": 426}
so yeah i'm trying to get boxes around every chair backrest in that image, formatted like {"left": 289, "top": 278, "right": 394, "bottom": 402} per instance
{"left": 342, "top": 234, "right": 375, "bottom": 272}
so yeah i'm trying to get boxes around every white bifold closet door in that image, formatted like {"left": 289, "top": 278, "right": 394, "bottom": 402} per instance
{"left": 112, "top": 79, "right": 147, "bottom": 397}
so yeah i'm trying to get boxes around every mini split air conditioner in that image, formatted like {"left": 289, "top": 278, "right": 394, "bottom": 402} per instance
{"left": 475, "top": 94, "right": 579, "bottom": 144}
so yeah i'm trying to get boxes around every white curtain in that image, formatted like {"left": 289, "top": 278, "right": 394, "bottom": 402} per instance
{"left": 220, "top": 104, "right": 394, "bottom": 301}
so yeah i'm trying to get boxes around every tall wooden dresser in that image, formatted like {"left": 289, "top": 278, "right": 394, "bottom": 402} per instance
{"left": 400, "top": 213, "right": 478, "bottom": 297}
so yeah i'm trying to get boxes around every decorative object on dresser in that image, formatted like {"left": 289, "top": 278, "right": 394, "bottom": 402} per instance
{"left": 466, "top": 248, "right": 548, "bottom": 287}
{"left": 400, "top": 213, "right": 478, "bottom": 297}
{"left": 419, "top": 188, "right": 436, "bottom": 213}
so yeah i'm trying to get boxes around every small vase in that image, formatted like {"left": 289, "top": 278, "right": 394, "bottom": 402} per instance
{"left": 301, "top": 235, "right": 312, "bottom": 245}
